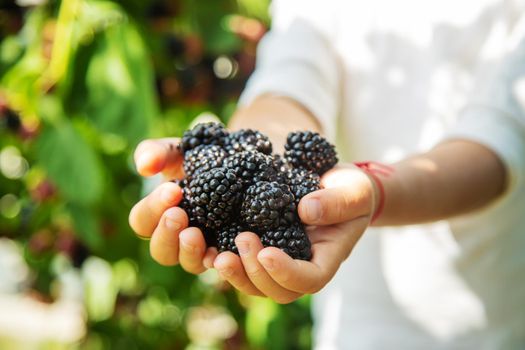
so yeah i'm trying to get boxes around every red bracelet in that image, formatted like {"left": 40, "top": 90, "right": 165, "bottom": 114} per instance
{"left": 353, "top": 161, "right": 394, "bottom": 223}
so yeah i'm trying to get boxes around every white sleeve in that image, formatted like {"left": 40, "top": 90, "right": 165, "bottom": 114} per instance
{"left": 238, "top": 0, "right": 342, "bottom": 141}
{"left": 447, "top": 21, "right": 525, "bottom": 192}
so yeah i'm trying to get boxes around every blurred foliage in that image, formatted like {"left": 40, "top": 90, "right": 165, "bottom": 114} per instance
{"left": 0, "top": 0, "right": 312, "bottom": 349}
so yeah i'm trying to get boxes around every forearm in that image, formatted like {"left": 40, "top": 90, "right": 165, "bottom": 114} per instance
{"left": 229, "top": 95, "right": 322, "bottom": 152}
{"left": 374, "top": 139, "right": 507, "bottom": 226}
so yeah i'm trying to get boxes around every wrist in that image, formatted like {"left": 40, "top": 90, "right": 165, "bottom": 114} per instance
{"left": 229, "top": 95, "right": 323, "bottom": 152}
{"left": 353, "top": 161, "right": 394, "bottom": 225}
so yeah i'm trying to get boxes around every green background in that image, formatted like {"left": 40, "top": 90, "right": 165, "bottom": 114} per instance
{"left": 0, "top": 1, "right": 312, "bottom": 349}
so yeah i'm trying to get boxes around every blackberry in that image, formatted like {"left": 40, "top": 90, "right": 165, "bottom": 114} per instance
{"left": 183, "top": 145, "right": 226, "bottom": 179}
{"left": 286, "top": 168, "right": 321, "bottom": 205}
{"left": 217, "top": 222, "right": 246, "bottom": 254}
{"left": 225, "top": 129, "right": 273, "bottom": 155}
{"left": 180, "top": 122, "right": 228, "bottom": 153}
{"left": 284, "top": 131, "right": 338, "bottom": 175}
{"left": 272, "top": 154, "right": 291, "bottom": 173}
{"left": 261, "top": 224, "right": 312, "bottom": 261}
{"left": 178, "top": 192, "right": 217, "bottom": 247}
{"left": 186, "top": 167, "right": 242, "bottom": 230}
{"left": 223, "top": 151, "right": 278, "bottom": 187}
{"left": 241, "top": 181, "right": 297, "bottom": 230}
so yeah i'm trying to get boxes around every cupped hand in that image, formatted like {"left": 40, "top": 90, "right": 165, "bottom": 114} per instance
{"left": 128, "top": 138, "right": 218, "bottom": 273}
{"left": 214, "top": 165, "right": 377, "bottom": 303}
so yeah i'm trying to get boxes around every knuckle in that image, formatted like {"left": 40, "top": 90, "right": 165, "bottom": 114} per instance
{"left": 245, "top": 265, "right": 264, "bottom": 278}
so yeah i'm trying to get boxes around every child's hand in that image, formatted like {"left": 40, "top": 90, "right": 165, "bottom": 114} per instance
{"left": 213, "top": 165, "right": 376, "bottom": 303}
{"left": 128, "top": 138, "right": 218, "bottom": 273}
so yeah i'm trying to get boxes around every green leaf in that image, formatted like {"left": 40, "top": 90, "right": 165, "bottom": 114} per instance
{"left": 82, "top": 22, "right": 157, "bottom": 145}
{"left": 69, "top": 203, "right": 103, "bottom": 250}
{"left": 36, "top": 122, "right": 104, "bottom": 205}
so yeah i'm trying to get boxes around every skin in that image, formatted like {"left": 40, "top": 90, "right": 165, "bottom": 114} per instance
{"left": 129, "top": 95, "right": 507, "bottom": 303}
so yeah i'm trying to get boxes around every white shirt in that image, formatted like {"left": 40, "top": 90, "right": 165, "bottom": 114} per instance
{"left": 240, "top": 0, "right": 525, "bottom": 349}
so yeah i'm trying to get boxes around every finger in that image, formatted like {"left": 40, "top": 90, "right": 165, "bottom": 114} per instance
{"left": 235, "top": 232, "right": 302, "bottom": 304}
{"left": 129, "top": 182, "right": 183, "bottom": 238}
{"left": 203, "top": 247, "right": 218, "bottom": 269}
{"left": 299, "top": 167, "right": 374, "bottom": 225}
{"left": 214, "top": 251, "right": 264, "bottom": 296}
{"left": 258, "top": 218, "right": 368, "bottom": 294}
{"left": 134, "top": 138, "right": 184, "bottom": 178}
{"left": 149, "top": 207, "right": 188, "bottom": 266}
{"left": 178, "top": 227, "right": 208, "bottom": 274}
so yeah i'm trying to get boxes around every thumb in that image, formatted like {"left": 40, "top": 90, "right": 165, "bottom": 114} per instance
{"left": 298, "top": 168, "right": 375, "bottom": 225}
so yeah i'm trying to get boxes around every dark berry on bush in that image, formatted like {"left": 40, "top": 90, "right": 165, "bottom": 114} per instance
{"left": 183, "top": 145, "right": 226, "bottom": 179}
{"left": 1, "top": 108, "right": 22, "bottom": 132}
{"left": 186, "top": 167, "right": 242, "bottom": 229}
{"left": 241, "top": 181, "right": 297, "bottom": 230}
{"left": 284, "top": 131, "right": 338, "bottom": 175}
{"left": 223, "top": 151, "right": 278, "bottom": 187}
{"left": 225, "top": 129, "right": 272, "bottom": 155}
{"left": 261, "top": 224, "right": 312, "bottom": 260}
{"left": 217, "top": 222, "right": 247, "bottom": 254}
{"left": 180, "top": 122, "right": 228, "bottom": 153}
{"left": 286, "top": 168, "right": 321, "bottom": 205}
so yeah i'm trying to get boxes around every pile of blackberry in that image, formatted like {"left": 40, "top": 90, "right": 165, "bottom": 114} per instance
{"left": 177, "top": 122, "right": 338, "bottom": 261}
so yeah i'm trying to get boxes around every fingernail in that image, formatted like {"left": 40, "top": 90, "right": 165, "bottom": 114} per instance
{"left": 236, "top": 241, "right": 250, "bottom": 256}
{"left": 260, "top": 257, "right": 276, "bottom": 271}
{"left": 219, "top": 267, "right": 233, "bottom": 277}
{"left": 303, "top": 198, "right": 322, "bottom": 221}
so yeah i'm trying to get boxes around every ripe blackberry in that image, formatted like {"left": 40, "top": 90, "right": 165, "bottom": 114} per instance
{"left": 178, "top": 191, "right": 217, "bottom": 247}
{"left": 286, "top": 168, "right": 321, "bottom": 205}
{"left": 241, "top": 181, "right": 297, "bottom": 231}
{"left": 261, "top": 224, "right": 312, "bottom": 261}
{"left": 183, "top": 145, "right": 226, "bottom": 179}
{"left": 225, "top": 129, "right": 273, "bottom": 155}
{"left": 187, "top": 167, "right": 242, "bottom": 230}
{"left": 223, "top": 151, "right": 278, "bottom": 187}
{"left": 284, "top": 131, "right": 338, "bottom": 175}
{"left": 217, "top": 222, "right": 246, "bottom": 254}
{"left": 180, "top": 122, "right": 228, "bottom": 153}
{"left": 272, "top": 154, "right": 291, "bottom": 173}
